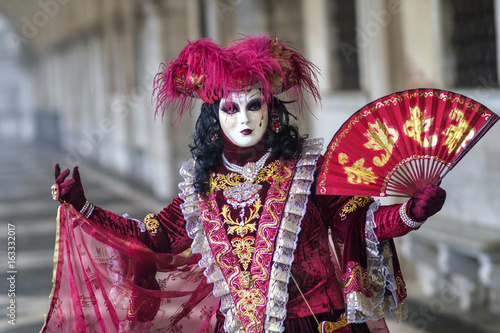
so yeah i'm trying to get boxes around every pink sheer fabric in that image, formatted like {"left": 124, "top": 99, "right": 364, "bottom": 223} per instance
{"left": 41, "top": 203, "right": 218, "bottom": 333}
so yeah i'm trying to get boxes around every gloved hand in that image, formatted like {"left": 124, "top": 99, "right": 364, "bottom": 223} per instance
{"left": 408, "top": 183, "right": 446, "bottom": 221}
{"left": 54, "top": 163, "right": 87, "bottom": 211}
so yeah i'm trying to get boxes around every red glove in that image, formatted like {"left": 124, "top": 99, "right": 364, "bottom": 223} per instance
{"left": 408, "top": 183, "right": 446, "bottom": 221}
{"left": 54, "top": 163, "right": 87, "bottom": 211}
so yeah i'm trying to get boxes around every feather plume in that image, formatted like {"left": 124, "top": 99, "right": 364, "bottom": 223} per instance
{"left": 153, "top": 39, "right": 232, "bottom": 122}
{"left": 153, "top": 36, "right": 321, "bottom": 122}
{"left": 227, "top": 35, "right": 321, "bottom": 113}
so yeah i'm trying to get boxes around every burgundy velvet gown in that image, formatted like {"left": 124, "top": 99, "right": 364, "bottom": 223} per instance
{"left": 42, "top": 138, "right": 413, "bottom": 333}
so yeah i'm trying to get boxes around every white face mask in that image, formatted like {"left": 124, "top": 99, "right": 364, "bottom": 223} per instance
{"left": 218, "top": 89, "right": 269, "bottom": 147}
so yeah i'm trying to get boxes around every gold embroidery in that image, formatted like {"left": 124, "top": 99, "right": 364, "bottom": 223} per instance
{"left": 220, "top": 182, "right": 262, "bottom": 237}
{"left": 198, "top": 153, "right": 302, "bottom": 331}
{"left": 221, "top": 198, "right": 262, "bottom": 237}
{"left": 254, "top": 160, "right": 283, "bottom": 183}
{"left": 339, "top": 153, "right": 378, "bottom": 185}
{"left": 209, "top": 173, "right": 243, "bottom": 193}
{"left": 143, "top": 213, "right": 159, "bottom": 235}
{"left": 363, "top": 119, "right": 399, "bottom": 166}
{"left": 340, "top": 196, "right": 373, "bottom": 217}
{"left": 442, "top": 108, "right": 474, "bottom": 154}
{"left": 209, "top": 160, "right": 282, "bottom": 193}
{"left": 231, "top": 236, "right": 256, "bottom": 271}
{"left": 250, "top": 160, "right": 292, "bottom": 286}
{"left": 236, "top": 288, "right": 265, "bottom": 330}
{"left": 343, "top": 265, "right": 369, "bottom": 290}
{"left": 403, "top": 106, "right": 438, "bottom": 148}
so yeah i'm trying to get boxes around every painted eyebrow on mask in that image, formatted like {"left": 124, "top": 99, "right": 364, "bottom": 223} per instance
{"left": 220, "top": 102, "right": 239, "bottom": 113}
{"left": 220, "top": 91, "right": 261, "bottom": 113}
{"left": 246, "top": 99, "right": 262, "bottom": 110}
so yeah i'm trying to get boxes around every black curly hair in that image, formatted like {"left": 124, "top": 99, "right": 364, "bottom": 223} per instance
{"left": 189, "top": 97, "right": 307, "bottom": 194}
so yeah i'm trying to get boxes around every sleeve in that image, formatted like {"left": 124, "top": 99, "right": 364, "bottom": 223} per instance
{"left": 315, "top": 195, "right": 420, "bottom": 243}
{"left": 88, "top": 197, "right": 191, "bottom": 254}
{"left": 372, "top": 203, "right": 421, "bottom": 242}
{"left": 314, "top": 194, "right": 373, "bottom": 242}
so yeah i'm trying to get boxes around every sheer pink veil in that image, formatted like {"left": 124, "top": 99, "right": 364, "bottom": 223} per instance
{"left": 41, "top": 204, "right": 219, "bottom": 333}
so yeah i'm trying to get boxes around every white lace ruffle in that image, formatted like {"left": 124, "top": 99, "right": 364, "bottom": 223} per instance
{"left": 179, "top": 159, "right": 243, "bottom": 333}
{"left": 264, "top": 138, "right": 323, "bottom": 332}
{"left": 345, "top": 200, "right": 408, "bottom": 324}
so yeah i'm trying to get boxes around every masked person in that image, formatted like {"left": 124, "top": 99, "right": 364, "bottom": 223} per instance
{"left": 45, "top": 36, "right": 446, "bottom": 333}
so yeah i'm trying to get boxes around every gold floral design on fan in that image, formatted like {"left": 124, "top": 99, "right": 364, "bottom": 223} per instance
{"left": 404, "top": 106, "right": 438, "bottom": 148}
{"left": 363, "top": 118, "right": 399, "bottom": 166}
{"left": 442, "top": 108, "right": 475, "bottom": 154}
{"left": 338, "top": 153, "right": 378, "bottom": 185}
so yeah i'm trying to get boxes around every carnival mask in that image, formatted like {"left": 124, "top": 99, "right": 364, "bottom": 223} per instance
{"left": 219, "top": 89, "right": 269, "bottom": 147}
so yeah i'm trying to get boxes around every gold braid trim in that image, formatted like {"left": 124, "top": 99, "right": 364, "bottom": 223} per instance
{"left": 318, "top": 314, "right": 349, "bottom": 332}
{"left": 209, "top": 160, "right": 282, "bottom": 192}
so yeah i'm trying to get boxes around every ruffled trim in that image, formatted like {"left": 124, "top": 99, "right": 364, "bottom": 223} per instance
{"left": 179, "top": 159, "right": 242, "bottom": 332}
{"left": 345, "top": 200, "right": 408, "bottom": 323}
{"left": 265, "top": 138, "right": 324, "bottom": 332}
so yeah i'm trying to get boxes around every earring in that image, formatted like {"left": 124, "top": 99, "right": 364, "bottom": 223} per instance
{"left": 209, "top": 132, "right": 219, "bottom": 141}
{"left": 270, "top": 110, "right": 281, "bottom": 133}
{"left": 210, "top": 117, "right": 220, "bottom": 142}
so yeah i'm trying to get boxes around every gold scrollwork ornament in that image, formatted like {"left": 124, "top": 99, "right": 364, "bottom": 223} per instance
{"left": 236, "top": 288, "right": 265, "bottom": 329}
{"left": 231, "top": 236, "right": 256, "bottom": 271}
{"left": 143, "top": 213, "right": 160, "bottom": 235}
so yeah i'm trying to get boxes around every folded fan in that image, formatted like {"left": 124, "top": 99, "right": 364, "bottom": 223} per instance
{"left": 317, "top": 89, "right": 498, "bottom": 197}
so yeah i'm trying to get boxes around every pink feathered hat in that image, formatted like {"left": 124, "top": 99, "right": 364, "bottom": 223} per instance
{"left": 153, "top": 35, "right": 321, "bottom": 122}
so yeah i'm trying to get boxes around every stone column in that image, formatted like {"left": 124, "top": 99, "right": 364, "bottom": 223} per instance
{"left": 355, "top": 0, "right": 392, "bottom": 99}
{"left": 139, "top": 0, "right": 178, "bottom": 199}
{"left": 302, "top": 0, "right": 330, "bottom": 94}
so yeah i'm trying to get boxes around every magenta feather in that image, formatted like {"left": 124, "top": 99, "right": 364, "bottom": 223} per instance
{"left": 153, "top": 39, "right": 232, "bottom": 122}
{"left": 153, "top": 36, "right": 321, "bottom": 122}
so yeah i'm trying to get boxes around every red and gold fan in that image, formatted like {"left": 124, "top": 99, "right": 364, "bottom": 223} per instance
{"left": 317, "top": 89, "right": 499, "bottom": 197}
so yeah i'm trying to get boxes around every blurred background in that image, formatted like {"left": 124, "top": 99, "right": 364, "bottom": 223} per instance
{"left": 1, "top": 0, "right": 500, "bottom": 332}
